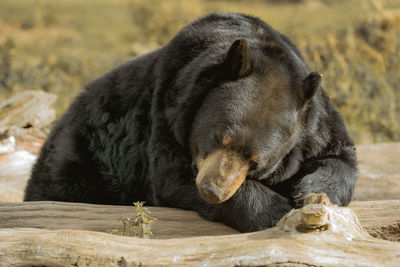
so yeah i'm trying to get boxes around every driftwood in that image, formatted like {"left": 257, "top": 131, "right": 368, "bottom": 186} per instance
{"left": 0, "top": 91, "right": 56, "bottom": 202}
{"left": 0, "top": 90, "right": 57, "bottom": 138}
{"left": 1, "top": 200, "right": 400, "bottom": 239}
{"left": 0, "top": 136, "right": 41, "bottom": 202}
{"left": 1, "top": 197, "right": 400, "bottom": 266}
{"left": 0, "top": 201, "right": 238, "bottom": 239}
{"left": 354, "top": 142, "right": 400, "bottom": 201}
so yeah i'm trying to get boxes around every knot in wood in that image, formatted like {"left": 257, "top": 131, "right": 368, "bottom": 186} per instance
{"left": 296, "top": 194, "right": 331, "bottom": 233}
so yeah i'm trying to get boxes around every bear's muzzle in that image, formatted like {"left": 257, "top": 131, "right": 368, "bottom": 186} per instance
{"left": 196, "top": 150, "right": 249, "bottom": 204}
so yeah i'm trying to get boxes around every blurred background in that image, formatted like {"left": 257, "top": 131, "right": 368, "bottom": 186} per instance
{"left": 0, "top": 0, "right": 399, "bottom": 144}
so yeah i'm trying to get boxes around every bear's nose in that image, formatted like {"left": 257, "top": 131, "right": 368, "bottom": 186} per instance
{"left": 195, "top": 149, "right": 249, "bottom": 204}
{"left": 199, "top": 182, "right": 222, "bottom": 203}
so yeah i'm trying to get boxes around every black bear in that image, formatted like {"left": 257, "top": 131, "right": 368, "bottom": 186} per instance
{"left": 24, "top": 12, "right": 358, "bottom": 232}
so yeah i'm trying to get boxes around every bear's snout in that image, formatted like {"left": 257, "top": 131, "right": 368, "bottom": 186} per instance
{"left": 196, "top": 150, "right": 249, "bottom": 204}
{"left": 199, "top": 181, "right": 223, "bottom": 204}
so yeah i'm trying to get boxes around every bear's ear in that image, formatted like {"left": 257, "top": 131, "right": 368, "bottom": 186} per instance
{"left": 299, "top": 71, "right": 322, "bottom": 107}
{"left": 223, "top": 38, "right": 252, "bottom": 80}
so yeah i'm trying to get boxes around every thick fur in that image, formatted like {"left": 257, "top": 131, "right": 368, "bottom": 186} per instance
{"left": 25, "top": 13, "right": 358, "bottom": 232}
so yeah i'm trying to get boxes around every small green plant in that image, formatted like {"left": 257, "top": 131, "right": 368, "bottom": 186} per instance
{"left": 109, "top": 201, "right": 156, "bottom": 239}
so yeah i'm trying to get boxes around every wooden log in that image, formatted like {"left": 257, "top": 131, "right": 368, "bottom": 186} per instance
{"left": 0, "top": 199, "right": 399, "bottom": 266}
{"left": 1, "top": 200, "right": 399, "bottom": 238}
{"left": 0, "top": 201, "right": 238, "bottom": 239}
{"left": 349, "top": 200, "right": 400, "bottom": 229}
{"left": 0, "top": 90, "right": 57, "bottom": 138}
{"left": 0, "top": 90, "right": 55, "bottom": 202}
{"left": 0, "top": 136, "right": 40, "bottom": 202}
{"left": 355, "top": 142, "right": 400, "bottom": 201}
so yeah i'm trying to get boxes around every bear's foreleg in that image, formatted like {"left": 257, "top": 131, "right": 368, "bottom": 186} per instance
{"left": 152, "top": 169, "right": 292, "bottom": 232}
{"left": 209, "top": 180, "right": 292, "bottom": 232}
{"left": 292, "top": 157, "right": 358, "bottom": 207}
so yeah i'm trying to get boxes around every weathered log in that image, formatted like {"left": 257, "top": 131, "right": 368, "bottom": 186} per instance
{"left": 354, "top": 142, "right": 400, "bottom": 201}
{"left": 1, "top": 200, "right": 399, "bottom": 239}
{"left": 0, "top": 136, "right": 40, "bottom": 202}
{"left": 1, "top": 198, "right": 399, "bottom": 266}
{"left": 0, "top": 91, "right": 56, "bottom": 202}
{"left": 0, "top": 201, "right": 238, "bottom": 239}
{"left": 0, "top": 90, "right": 57, "bottom": 138}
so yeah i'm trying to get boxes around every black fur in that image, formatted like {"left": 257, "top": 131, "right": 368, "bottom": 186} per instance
{"left": 24, "top": 13, "right": 358, "bottom": 232}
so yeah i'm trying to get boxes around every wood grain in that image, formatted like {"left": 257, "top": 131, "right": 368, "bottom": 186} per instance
{"left": 0, "top": 201, "right": 238, "bottom": 239}
{"left": 1, "top": 200, "right": 399, "bottom": 238}
{"left": 1, "top": 200, "right": 399, "bottom": 266}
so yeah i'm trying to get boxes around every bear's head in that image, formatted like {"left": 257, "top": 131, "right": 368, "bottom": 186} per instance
{"left": 190, "top": 38, "right": 322, "bottom": 204}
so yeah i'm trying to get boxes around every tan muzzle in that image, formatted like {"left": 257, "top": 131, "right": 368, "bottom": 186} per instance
{"left": 195, "top": 150, "right": 249, "bottom": 204}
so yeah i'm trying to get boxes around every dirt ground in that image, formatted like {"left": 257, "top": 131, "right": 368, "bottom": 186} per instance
{"left": 368, "top": 223, "right": 400, "bottom": 242}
